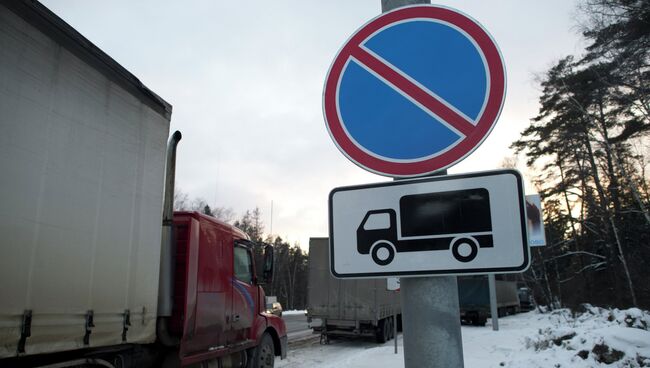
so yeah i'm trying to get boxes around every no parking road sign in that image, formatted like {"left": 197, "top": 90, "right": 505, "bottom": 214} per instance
{"left": 323, "top": 5, "right": 506, "bottom": 177}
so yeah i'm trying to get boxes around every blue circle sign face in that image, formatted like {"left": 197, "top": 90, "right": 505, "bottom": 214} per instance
{"left": 323, "top": 5, "right": 506, "bottom": 177}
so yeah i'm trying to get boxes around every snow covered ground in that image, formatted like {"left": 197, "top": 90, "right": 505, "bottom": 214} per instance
{"left": 282, "top": 310, "right": 308, "bottom": 316}
{"left": 278, "top": 306, "right": 650, "bottom": 368}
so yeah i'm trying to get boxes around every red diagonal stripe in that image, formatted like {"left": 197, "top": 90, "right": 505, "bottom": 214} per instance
{"left": 350, "top": 46, "right": 476, "bottom": 137}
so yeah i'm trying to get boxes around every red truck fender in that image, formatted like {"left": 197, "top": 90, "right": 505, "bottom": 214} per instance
{"left": 260, "top": 314, "right": 287, "bottom": 359}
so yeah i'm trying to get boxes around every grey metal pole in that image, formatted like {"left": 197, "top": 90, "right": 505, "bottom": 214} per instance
{"left": 488, "top": 274, "right": 499, "bottom": 331}
{"left": 401, "top": 277, "right": 464, "bottom": 367}
{"left": 394, "top": 308, "right": 398, "bottom": 354}
{"left": 392, "top": 163, "right": 463, "bottom": 368}
{"left": 381, "top": 1, "right": 463, "bottom": 366}
{"left": 381, "top": 0, "right": 429, "bottom": 12}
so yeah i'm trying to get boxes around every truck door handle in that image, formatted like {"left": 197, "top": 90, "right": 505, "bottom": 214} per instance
{"left": 232, "top": 314, "right": 240, "bottom": 322}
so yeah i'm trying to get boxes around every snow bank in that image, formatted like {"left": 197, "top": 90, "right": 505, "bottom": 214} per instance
{"left": 279, "top": 305, "right": 650, "bottom": 368}
{"left": 282, "top": 310, "right": 307, "bottom": 316}
{"left": 523, "top": 306, "right": 650, "bottom": 367}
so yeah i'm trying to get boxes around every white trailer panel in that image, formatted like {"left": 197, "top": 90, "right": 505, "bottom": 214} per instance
{"left": 307, "top": 238, "right": 400, "bottom": 335}
{"left": 0, "top": 2, "right": 171, "bottom": 358}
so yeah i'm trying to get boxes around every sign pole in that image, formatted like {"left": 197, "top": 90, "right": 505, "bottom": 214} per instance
{"left": 394, "top": 306, "right": 398, "bottom": 354}
{"left": 381, "top": 0, "right": 429, "bottom": 11}
{"left": 325, "top": 3, "right": 511, "bottom": 368}
{"left": 379, "top": 2, "right": 464, "bottom": 367}
{"left": 394, "top": 168, "right": 465, "bottom": 368}
{"left": 401, "top": 276, "right": 464, "bottom": 367}
{"left": 488, "top": 274, "right": 499, "bottom": 331}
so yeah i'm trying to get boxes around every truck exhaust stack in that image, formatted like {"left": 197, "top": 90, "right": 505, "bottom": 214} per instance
{"left": 158, "top": 130, "right": 182, "bottom": 318}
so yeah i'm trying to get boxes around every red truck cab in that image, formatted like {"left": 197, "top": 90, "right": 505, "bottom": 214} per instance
{"left": 170, "top": 211, "right": 287, "bottom": 367}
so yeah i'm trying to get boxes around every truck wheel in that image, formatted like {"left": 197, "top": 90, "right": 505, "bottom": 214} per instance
{"left": 376, "top": 319, "right": 387, "bottom": 343}
{"left": 478, "top": 315, "right": 487, "bottom": 327}
{"left": 384, "top": 319, "right": 391, "bottom": 342}
{"left": 388, "top": 317, "right": 394, "bottom": 340}
{"left": 250, "top": 333, "right": 275, "bottom": 368}
{"left": 451, "top": 237, "right": 478, "bottom": 263}
{"left": 371, "top": 241, "right": 395, "bottom": 266}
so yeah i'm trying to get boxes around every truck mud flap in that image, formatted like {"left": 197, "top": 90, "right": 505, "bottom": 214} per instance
{"left": 280, "top": 335, "right": 287, "bottom": 359}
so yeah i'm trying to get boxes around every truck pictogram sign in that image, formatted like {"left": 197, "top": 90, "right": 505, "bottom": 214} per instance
{"left": 329, "top": 170, "right": 529, "bottom": 278}
{"left": 358, "top": 188, "right": 494, "bottom": 266}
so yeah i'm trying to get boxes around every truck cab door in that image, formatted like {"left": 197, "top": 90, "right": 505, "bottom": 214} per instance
{"left": 231, "top": 242, "right": 258, "bottom": 343}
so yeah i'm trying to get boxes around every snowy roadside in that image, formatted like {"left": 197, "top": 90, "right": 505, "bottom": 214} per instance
{"left": 282, "top": 310, "right": 307, "bottom": 316}
{"left": 278, "top": 307, "right": 650, "bottom": 368}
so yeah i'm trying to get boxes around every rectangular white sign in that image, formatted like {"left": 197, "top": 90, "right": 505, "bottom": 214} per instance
{"left": 329, "top": 170, "right": 530, "bottom": 278}
{"left": 526, "top": 194, "right": 546, "bottom": 247}
{"left": 387, "top": 277, "right": 400, "bottom": 291}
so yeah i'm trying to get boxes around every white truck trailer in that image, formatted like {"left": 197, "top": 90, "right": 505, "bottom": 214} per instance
{"left": 0, "top": 2, "right": 287, "bottom": 367}
{"left": 306, "top": 238, "right": 401, "bottom": 343}
{"left": 0, "top": 0, "right": 171, "bottom": 360}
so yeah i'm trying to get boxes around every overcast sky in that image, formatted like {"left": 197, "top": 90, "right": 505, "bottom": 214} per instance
{"left": 42, "top": 0, "right": 584, "bottom": 249}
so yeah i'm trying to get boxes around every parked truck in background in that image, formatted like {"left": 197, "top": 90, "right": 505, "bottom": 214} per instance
{"left": 0, "top": 1, "right": 286, "bottom": 367}
{"left": 517, "top": 286, "right": 535, "bottom": 311}
{"left": 307, "top": 239, "right": 521, "bottom": 332}
{"left": 458, "top": 276, "right": 521, "bottom": 326}
{"left": 306, "top": 238, "right": 400, "bottom": 343}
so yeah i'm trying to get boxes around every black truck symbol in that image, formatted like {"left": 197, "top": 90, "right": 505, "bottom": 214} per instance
{"left": 357, "top": 188, "right": 494, "bottom": 266}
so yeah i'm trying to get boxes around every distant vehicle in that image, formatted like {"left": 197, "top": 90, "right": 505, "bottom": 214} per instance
{"left": 307, "top": 238, "right": 400, "bottom": 343}
{"left": 357, "top": 188, "right": 494, "bottom": 265}
{"left": 0, "top": 2, "right": 286, "bottom": 367}
{"left": 518, "top": 287, "right": 535, "bottom": 311}
{"left": 458, "top": 276, "right": 521, "bottom": 326}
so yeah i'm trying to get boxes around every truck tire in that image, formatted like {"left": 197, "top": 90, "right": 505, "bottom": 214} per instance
{"left": 477, "top": 315, "right": 487, "bottom": 327}
{"left": 371, "top": 241, "right": 395, "bottom": 266}
{"left": 376, "top": 319, "right": 388, "bottom": 343}
{"left": 451, "top": 237, "right": 478, "bottom": 263}
{"left": 250, "top": 333, "right": 275, "bottom": 368}
{"left": 388, "top": 317, "right": 394, "bottom": 340}
{"left": 385, "top": 320, "right": 391, "bottom": 341}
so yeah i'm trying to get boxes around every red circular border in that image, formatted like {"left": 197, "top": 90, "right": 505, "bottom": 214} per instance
{"left": 323, "top": 5, "right": 506, "bottom": 177}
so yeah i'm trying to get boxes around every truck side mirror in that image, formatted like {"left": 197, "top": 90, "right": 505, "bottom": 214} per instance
{"left": 262, "top": 244, "right": 274, "bottom": 284}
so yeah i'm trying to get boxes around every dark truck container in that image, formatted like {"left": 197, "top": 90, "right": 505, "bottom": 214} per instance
{"left": 458, "top": 276, "right": 521, "bottom": 326}
{"left": 357, "top": 188, "right": 494, "bottom": 265}
{"left": 306, "top": 238, "right": 400, "bottom": 343}
{"left": 0, "top": 1, "right": 285, "bottom": 367}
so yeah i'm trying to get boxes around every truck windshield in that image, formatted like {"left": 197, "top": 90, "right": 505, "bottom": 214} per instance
{"left": 363, "top": 212, "right": 391, "bottom": 230}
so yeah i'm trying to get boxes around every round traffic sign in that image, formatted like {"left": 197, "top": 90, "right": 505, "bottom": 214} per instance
{"left": 323, "top": 5, "right": 506, "bottom": 177}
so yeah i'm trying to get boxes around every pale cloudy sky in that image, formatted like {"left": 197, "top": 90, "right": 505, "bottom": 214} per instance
{"left": 42, "top": 0, "right": 584, "bottom": 249}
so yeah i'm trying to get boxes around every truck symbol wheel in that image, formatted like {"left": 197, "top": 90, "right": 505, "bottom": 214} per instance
{"left": 451, "top": 237, "right": 478, "bottom": 263}
{"left": 371, "top": 241, "right": 395, "bottom": 266}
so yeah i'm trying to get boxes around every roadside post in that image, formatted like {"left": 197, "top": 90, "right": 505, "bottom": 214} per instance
{"left": 387, "top": 277, "right": 401, "bottom": 354}
{"left": 394, "top": 307, "right": 398, "bottom": 354}
{"left": 322, "top": 2, "right": 525, "bottom": 368}
{"left": 488, "top": 274, "right": 499, "bottom": 331}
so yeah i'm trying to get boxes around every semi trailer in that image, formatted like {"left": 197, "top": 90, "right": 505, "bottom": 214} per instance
{"left": 0, "top": 1, "right": 286, "bottom": 367}
{"left": 308, "top": 239, "right": 522, "bottom": 332}
{"left": 458, "top": 276, "right": 521, "bottom": 326}
{"left": 306, "top": 238, "right": 400, "bottom": 343}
